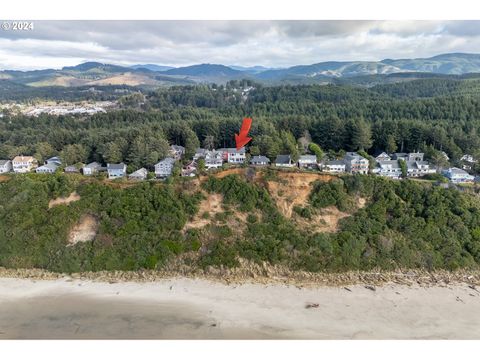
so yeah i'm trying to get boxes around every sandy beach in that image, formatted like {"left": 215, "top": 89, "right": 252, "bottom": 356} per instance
{"left": 0, "top": 277, "right": 480, "bottom": 339}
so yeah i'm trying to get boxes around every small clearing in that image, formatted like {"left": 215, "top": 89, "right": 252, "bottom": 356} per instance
{"left": 68, "top": 215, "right": 98, "bottom": 246}
{"left": 184, "top": 193, "right": 224, "bottom": 230}
{"left": 48, "top": 192, "right": 81, "bottom": 209}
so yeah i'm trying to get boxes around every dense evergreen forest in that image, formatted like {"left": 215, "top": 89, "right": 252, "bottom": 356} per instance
{"left": 2, "top": 79, "right": 480, "bottom": 172}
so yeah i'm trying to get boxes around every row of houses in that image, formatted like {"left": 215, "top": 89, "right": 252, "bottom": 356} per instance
{"left": 0, "top": 145, "right": 477, "bottom": 184}
{"left": 0, "top": 145, "right": 186, "bottom": 180}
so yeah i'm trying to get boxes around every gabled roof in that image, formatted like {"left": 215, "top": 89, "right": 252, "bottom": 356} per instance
{"left": 275, "top": 155, "right": 292, "bottom": 164}
{"left": 299, "top": 155, "right": 317, "bottom": 162}
{"left": 84, "top": 161, "right": 101, "bottom": 169}
{"left": 129, "top": 168, "right": 148, "bottom": 177}
{"left": 155, "top": 157, "right": 176, "bottom": 166}
{"left": 446, "top": 167, "right": 470, "bottom": 175}
{"left": 13, "top": 155, "right": 36, "bottom": 162}
{"left": 0, "top": 160, "right": 11, "bottom": 166}
{"left": 171, "top": 145, "right": 185, "bottom": 151}
{"left": 251, "top": 155, "right": 270, "bottom": 163}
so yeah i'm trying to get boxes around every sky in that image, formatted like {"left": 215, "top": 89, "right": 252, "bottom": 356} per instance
{"left": 1, "top": 20, "right": 480, "bottom": 70}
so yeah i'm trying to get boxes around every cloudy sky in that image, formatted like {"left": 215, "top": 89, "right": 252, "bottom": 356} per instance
{"left": 1, "top": 20, "right": 480, "bottom": 70}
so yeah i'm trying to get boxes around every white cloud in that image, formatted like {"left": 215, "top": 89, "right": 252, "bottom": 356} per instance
{"left": 1, "top": 20, "right": 480, "bottom": 70}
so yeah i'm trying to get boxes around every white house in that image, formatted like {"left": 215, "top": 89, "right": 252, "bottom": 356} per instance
{"left": 344, "top": 152, "right": 369, "bottom": 174}
{"left": 83, "top": 162, "right": 102, "bottom": 176}
{"left": 107, "top": 163, "right": 127, "bottom": 179}
{"left": 0, "top": 160, "right": 12, "bottom": 173}
{"left": 275, "top": 155, "right": 295, "bottom": 168}
{"left": 12, "top": 156, "right": 38, "bottom": 173}
{"left": 155, "top": 157, "right": 176, "bottom": 178}
{"left": 219, "top": 147, "right": 246, "bottom": 164}
{"left": 461, "top": 154, "right": 477, "bottom": 163}
{"left": 406, "top": 161, "right": 436, "bottom": 177}
{"left": 36, "top": 163, "right": 59, "bottom": 174}
{"left": 322, "top": 160, "right": 346, "bottom": 173}
{"left": 298, "top": 155, "right": 317, "bottom": 169}
{"left": 372, "top": 160, "right": 402, "bottom": 179}
{"left": 204, "top": 150, "right": 223, "bottom": 169}
{"left": 182, "top": 161, "right": 197, "bottom": 177}
{"left": 443, "top": 167, "right": 475, "bottom": 183}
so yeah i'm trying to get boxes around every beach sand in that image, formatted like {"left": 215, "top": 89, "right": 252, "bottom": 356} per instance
{"left": 0, "top": 277, "right": 479, "bottom": 339}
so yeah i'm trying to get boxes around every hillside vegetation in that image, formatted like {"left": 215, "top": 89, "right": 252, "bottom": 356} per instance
{"left": 1, "top": 171, "right": 480, "bottom": 273}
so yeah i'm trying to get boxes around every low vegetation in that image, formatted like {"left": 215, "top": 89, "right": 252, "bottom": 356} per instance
{"left": 1, "top": 171, "right": 480, "bottom": 274}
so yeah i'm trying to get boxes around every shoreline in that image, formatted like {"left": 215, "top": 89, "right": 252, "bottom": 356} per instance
{"left": 1, "top": 276, "right": 480, "bottom": 339}
{"left": 1, "top": 266, "right": 480, "bottom": 287}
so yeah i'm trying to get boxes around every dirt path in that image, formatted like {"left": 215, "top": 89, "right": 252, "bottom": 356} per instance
{"left": 48, "top": 192, "right": 81, "bottom": 208}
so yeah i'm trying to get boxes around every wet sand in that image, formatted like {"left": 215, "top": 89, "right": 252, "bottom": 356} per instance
{"left": 0, "top": 277, "right": 479, "bottom": 339}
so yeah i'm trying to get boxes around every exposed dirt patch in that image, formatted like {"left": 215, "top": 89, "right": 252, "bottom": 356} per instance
{"left": 184, "top": 193, "right": 224, "bottom": 230}
{"left": 212, "top": 167, "right": 246, "bottom": 179}
{"left": 265, "top": 172, "right": 335, "bottom": 218}
{"left": 68, "top": 215, "right": 98, "bottom": 246}
{"left": 0, "top": 175, "right": 9, "bottom": 183}
{"left": 48, "top": 192, "right": 81, "bottom": 209}
{"left": 294, "top": 196, "right": 368, "bottom": 233}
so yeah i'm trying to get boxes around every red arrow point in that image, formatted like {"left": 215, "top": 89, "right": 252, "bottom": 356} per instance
{"left": 235, "top": 118, "right": 253, "bottom": 150}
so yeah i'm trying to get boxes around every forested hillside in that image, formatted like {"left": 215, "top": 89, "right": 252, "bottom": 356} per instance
{"left": 1, "top": 172, "right": 479, "bottom": 273}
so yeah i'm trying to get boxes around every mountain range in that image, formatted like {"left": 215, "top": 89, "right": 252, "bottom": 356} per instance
{"left": 2, "top": 53, "right": 480, "bottom": 88}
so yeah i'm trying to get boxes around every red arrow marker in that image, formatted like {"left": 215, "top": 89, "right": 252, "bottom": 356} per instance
{"left": 235, "top": 117, "right": 252, "bottom": 150}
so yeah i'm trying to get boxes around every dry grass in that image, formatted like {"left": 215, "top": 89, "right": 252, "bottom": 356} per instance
{"left": 68, "top": 215, "right": 98, "bottom": 246}
{"left": 48, "top": 192, "right": 81, "bottom": 209}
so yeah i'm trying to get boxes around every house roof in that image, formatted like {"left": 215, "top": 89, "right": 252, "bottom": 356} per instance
{"left": 13, "top": 156, "right": 36, "bottom": 162}
{"left": 275, "top": 155, "right": 292, "bottom": 164}
{"left": 0, "top": 160, "right": 11, "bottom": 166}
{"left": 377, "top": 160, "right": 400, "bottom": 169}
{"left": 251, "top": 155, "right": 270, "bottom": 163}
{"left": 219, "top": 147, "right": 246, "bottom": 154}
{"left": 171, "top": 145, "right": 185, "bottom": 151}
{"left": 46, "top": 156, "right": 62, "bottom": 163}
{"left": 326, "top": 160, "right": 345, "bottom": 166}
{"left": 299, "top": 155, "right": 317, "bottom": 162}
{"left": 129, "top": 168, "right": 148, "bottom": 177}
{"left": 156, "top": 157, "right": 176, "bottom": 166}
{"left": 37, "top": 163, "right": 58, "bottom": 171}
{"left": 84, "top": 162, "right": 101, "bottom": 169}
{"left": 446, "top": 167, "right": 470, "bottom": 175}
{"left": 107, "top": 163, "right": 126, "bottom": 170}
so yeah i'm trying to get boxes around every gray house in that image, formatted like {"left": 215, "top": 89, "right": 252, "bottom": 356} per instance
{"left": 275, "top": 155, "right": 294, "bottom": 167}
{"left": 0, "top": 160, "right": 12, "bottom": 173}
{"left": 155, "top": 157, "right": 176, "bottom": 178}
{"left": 36, "top": 163, "right": 59, "bottom": 174}
{"left": 45, "top": 156, "right": 62, "bottom": 166}
{"left": 250, "top": 155, "right": 270, "bottom": 166}
{"left": 298, "top": 155, "right": 317, "bottom": 169}
{"left": 129, "top": 167, "right": 148, "bottom": 181}
{"left": 107, "top": 163, "right": 127, "bottom": 179}
{"left": 83, "top": 162, "right": 102, "bottom": 176}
